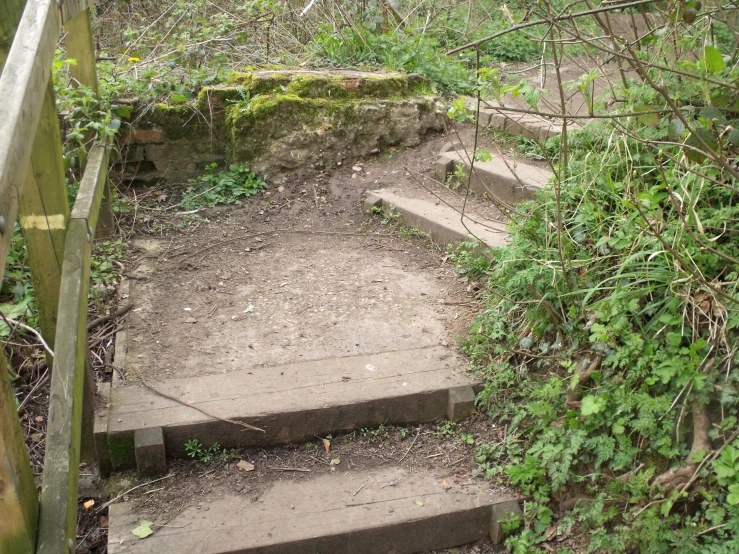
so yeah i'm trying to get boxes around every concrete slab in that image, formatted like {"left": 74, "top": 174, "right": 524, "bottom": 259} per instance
{"left": 108, "top": 466, "right": 520, "bottom": 554}
{"left": 437, "top": 151, "right": 552, "bottom": 204}
{"left": 365, "top": 190, "right": 509, "bottom": 251}
{"left": 108, "top": 346, "right": 478, "bottom": 466}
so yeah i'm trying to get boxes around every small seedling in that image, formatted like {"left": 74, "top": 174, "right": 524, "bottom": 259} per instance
{"left": 185, "top": 439, "right": 233, "bottom": 463}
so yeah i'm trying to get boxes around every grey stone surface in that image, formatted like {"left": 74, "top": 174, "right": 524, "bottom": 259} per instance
{"left": 437, "top": 151, "right": 553, "bottom": 204}
{"left": 367, "top": 189, "right": 509, "bottom": 252}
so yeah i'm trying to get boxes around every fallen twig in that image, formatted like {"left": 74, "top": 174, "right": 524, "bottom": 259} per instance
{"left": 140, "top": 378, "right": 264, "bottom": 432}
{"left": 3, "top": 316, "right": 54, "bottom": 358}
{"left": 397, "top": 429, "right": 420, "bottom": 464}
{"left": 87, "top": 302, "right": 134, "bottom": 331}
{"left": 97, "top": 474, "right": 174, "bottom": 513}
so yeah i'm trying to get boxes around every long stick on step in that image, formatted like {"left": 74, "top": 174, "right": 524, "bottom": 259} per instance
{"left": 140, "top": 379, "right": 264, "bottom": 432}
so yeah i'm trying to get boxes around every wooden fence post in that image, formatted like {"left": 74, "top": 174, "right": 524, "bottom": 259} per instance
{"left": 0, "top": 353, "right": 39, "bottom": 554}
{"left": 65, "top": 9, "right": 116, "bottom": 239}
{"left": 37, "top": 137, "right": 108, "bottom": 552}
{"left": 19, "top": 81, "right": 71, "bottom": 349}
{"left": 2, "top": 0, "right": 70, "bottom": 349}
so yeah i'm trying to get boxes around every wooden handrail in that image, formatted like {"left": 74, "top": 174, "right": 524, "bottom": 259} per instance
{"left": 36, "top": 141, "right": 109, "bottom": 554}
{"left": 0, "top": 0, "right": 61, "bottom": 289}
{"left": 0, "top": 0, "right": 108, "bottom": 551}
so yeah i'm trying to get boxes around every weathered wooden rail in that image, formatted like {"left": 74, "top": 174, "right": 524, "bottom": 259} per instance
{"left": 0, "top": 0, "right": 114, "bottom": 552}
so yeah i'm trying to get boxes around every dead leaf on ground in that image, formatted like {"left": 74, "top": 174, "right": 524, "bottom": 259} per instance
{"left": 182, "top": 317, "right": 198, "bottom": 324}
{"left": 330, "top": 458, "right": 341, "bottom": 466}
{"left": 441, "top": 480, "right": 452, "bottom": 490}
{"left": 153, "top": 191, "right": 168, "bottom": 203}
{"left": 131, "top": 520, "right": 154, "bottom": 539}
{"left": 83, "top": 499, "right": 95, "bottom": 510}
{"left": 237, "top": 460, "right": 255, "bottom": 472}
{"left": 321, "top": 438, "right": 331, "bottom": 456}
{"left": 414, "top": 500, "right": 424, "bottom": 506}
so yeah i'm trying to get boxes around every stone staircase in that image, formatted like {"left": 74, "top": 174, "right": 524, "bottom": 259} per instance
{"left": 100, "top": 87, "right": 558, "bottom": 554}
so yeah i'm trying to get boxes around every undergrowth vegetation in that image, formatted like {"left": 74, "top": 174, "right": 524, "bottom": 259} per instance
{"left": 446, "top": 0, "right": 739, "bottom": 551}
{"left": 86, "top": 0, "right": 541, "bottom": 105}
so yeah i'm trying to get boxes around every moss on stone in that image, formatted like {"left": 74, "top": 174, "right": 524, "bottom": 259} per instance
{"left": 225, "top": 93, "right": 357, "bottom": 163}
{"left": 108, "top": 433, "right": 136, "bottom": 470}
{"left": 357, "top": 75, "right": 409, "bottom": 98}
{"left": 148, "top": 103, "right": 197, "bottom": 141}
{"left": 226, "top": 94, "right": 345, "bottom": 129}
{"left": 197, "top": 86, "right": 244, "bottom": 109}
{"left": 226, "top": 72, "right": 292, "bottom": 96}
{"left": 287, "top": 75, "right": 351, "bottom": 99}
{"left": 148, "top": 102, "right": 221, "bottom": 141}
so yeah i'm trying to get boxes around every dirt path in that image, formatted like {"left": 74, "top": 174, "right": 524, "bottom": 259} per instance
{"left": 103, "top": 128, "right": 517, "bottom": 554}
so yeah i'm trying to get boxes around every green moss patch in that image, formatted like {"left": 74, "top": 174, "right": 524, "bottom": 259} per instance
{"left": 108, "top": 432, "right": 136, "bottom": 471}
{"left": 148, "top": 103, "right": 213, "bottom": 140}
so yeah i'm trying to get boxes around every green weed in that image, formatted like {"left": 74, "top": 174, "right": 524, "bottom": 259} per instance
{"left": 179, "top": 163, "right": 268, "bottom": 210}
{"left": 185, "top": 439, "right": 234, "bottom": 463}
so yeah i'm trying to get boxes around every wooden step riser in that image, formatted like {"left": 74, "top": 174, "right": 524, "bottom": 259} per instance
{"left": 105, "top": 387, "right": 463, "bottom": 470}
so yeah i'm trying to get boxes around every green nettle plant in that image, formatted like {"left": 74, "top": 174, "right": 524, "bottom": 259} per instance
{"left": 451, "top": 0, "right": 739, "bottom": 551}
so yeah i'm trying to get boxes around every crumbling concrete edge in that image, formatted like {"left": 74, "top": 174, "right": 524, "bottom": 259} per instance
{"left": 490, "top": 499, "right": 524, "bottom": 544}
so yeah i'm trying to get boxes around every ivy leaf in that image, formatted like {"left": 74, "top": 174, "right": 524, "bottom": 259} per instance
{"left": 581, "top": 394, "right": 604, "bottom": 416}
{"left": 691, "top": 449, "right": 706, "bottom": 464}
{"left": 698, "top": 106, "right": 727, "bottom": 124}
{"left": 636, "top": 105, "right": 660, "bottom": 127}
{"left": 474, "top": 149, "right": 493, "bottom": 162}
{"left": 701, "top": 46, "right": 725, "bottom": 73}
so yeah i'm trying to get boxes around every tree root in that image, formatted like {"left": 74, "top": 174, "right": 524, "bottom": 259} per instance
{"left": 564, "top": 353, "right": 603, "bottom": 409}
{"left": 651, "top": 401, "right": 712, "bottom": 493}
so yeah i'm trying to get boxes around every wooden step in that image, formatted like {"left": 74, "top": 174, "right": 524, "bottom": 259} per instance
{"left": 436, "top": 151, "right": 552, "bottom": 205}
{"left": 108, "top": 466, "right": 521, "bottom": 554}
{"left": 365, "top": 190, "right": 509, "bottom": 251}
{"left": 100, "top": 346, "right": 480, "bottom": 470}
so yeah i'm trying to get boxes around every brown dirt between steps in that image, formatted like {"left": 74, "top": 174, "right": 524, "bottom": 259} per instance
{"left": 108, "top": 417, "right": 513, "bottom": 554}
{"left": 122, "top": 127, "right": 507, "bottom": 382}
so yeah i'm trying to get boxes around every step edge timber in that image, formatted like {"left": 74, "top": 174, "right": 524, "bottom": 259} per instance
{"left": 364, "top": 190, "right": 509, "bottom": 253}
{"left": 105, "top": 346, "right": 481, "bottom": 469}
{"left": 108, "top": 465, "right": 522, "bottom": 554}
{"left": 436, "top": 151, "right": 552, "bottom": 205}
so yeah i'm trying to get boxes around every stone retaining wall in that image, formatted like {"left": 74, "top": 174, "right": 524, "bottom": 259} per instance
{"left": 113, "top": 69, "right": 448, "bottom": 187}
